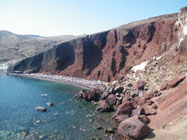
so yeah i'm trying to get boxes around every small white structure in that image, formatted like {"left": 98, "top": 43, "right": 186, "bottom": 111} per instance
{"left": 0, "top": 64, "right": 9, "bottom": 70}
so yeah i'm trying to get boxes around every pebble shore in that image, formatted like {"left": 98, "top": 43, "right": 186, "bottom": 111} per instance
{"left": 8, "top": 73, "right": 105, "bottom": 90}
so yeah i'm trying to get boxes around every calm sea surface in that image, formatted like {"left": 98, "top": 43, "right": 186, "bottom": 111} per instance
{"left": 0, "top": 74, "right": 111, "bottom": 140}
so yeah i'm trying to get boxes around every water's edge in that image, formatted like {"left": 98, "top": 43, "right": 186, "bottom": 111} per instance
{"left": 8, "top": 73, "right": 106, "bottom": 90}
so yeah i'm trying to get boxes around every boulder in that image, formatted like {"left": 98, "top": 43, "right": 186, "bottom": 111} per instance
{"left": 132, "top": 97, "right": 146, "bottom": 108}
{"left": 118, "top": 116, "right": 150, "bottom": 140}
{"left": 131, "top": 107, "right": 144, "bottom": 117}
{"left": 167, "top": 76, "right": 185, "bottom": 88}
{"left": 138, "top": 97, "right": 146, "bottom": 106}
{"left": 77, "top": 89, "right": 101, "bottom": 102}
{"left": 160, "top": 76, "right": 185, "bottom": 90}
{"left": 106, "top": 94, "right": 116, "bottom": 106}
{"left": 142, "top": 105, "right": 157, "bottom": 115}
{"left": 160, "top": 83, "right": 168, "bottom": 91}
{"left": 96, "top": 100, "right": 112, "bottom": 112}
{"left": 36, "top": 106, "right": 47, "bottom": 112}
{"left": 137, "top": 80, "right": 146, "bottom": 90}
{"left": 115, "top": 101, "right": 134, "bottom": 117}
{"left": 115, "top": 114, "right": 129, "bottom": 122}
{"left": 46, "top": 102, "right": 54, "bottom": 106}
{"left": 143, "top": 93, "right": 153, "bottom": 100}
{"left": 139, "top": 115, "right": 150, "bottom": 124}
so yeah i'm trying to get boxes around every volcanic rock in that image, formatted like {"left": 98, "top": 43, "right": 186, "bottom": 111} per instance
{"left": 115, "top": 101, "right": 134, "bottom": 117}
{"left": 118, "top": 115, "right": 150, "bottom": 140}
{"left": 131, "top": 107, "right": 144, "bottom": 117}
{"left": 46, "top": 102, "right": 54, "bottom": 106}
{"left": 160, "top": 83, "right": 168, "bottom": 91}
{"left": 115, "top": 114, "right": 130, "bottom": 122}
{"left": 139, "top": 115, "right": 150, "bottom": 124}
{"left": 137, "top": 80, "right": 146, "bottom": 90}
{"left": 106, "top": 94, "right": 116, "bottom": 106}
{"left": 167, "top": 76, "right": 185, "bottom": 88}
{"left": 36, "top": 106, "right": 47, "bottom": 112}
{"left": 160, "top": 76, "right": 185, "bottom": 90}
{"left": 143, "top": 93, "right": 153, "bottom": 100}
{"left": 77, "top": 89, "right": 101, "bottom": 102}
{"left": 142, "top": 105, "right": 157, "bottom": 115}
{"left": 96, "top": 100, "right": 112, "bottom": 112}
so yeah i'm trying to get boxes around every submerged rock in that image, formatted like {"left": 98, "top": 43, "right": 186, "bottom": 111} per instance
{"left": 36, "top": 106, "right": 47, "bottom": 112}
{"left": 46, "top": 102, "right": 54, "bottom": 106}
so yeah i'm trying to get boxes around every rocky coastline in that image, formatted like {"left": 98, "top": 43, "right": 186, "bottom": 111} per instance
{"left": 76, "top": 73, "right": 186, "bottom": 140}
{"left": 5, "top": 6, "right": 187, "bottom": 140}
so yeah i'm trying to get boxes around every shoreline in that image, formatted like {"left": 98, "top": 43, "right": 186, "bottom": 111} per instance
{"left": 8, "top": 73, "right": 105, "bottom": 90}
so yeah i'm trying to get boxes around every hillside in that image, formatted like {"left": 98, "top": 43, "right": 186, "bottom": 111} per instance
{"left": 0, "top": 30, "right": 76, "bottom": 65}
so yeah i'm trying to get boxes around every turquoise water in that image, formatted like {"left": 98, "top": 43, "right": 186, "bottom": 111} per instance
{"left": 0, "top": 74, "right": 110, "bottom": 140}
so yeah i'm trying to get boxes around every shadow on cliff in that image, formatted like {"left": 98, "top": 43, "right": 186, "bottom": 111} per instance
{"left": 55, "top": 41, "right": 75, "bottom": 71}
{"left": 83, "top": 32, "right": 108, "bottom": 76}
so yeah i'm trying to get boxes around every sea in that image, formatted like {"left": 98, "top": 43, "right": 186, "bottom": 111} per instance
{"left": 0, "top": 74, "right": 113, "bottom": 140}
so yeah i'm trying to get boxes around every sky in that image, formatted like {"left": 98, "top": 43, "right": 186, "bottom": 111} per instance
{"left": 0, "top": 0, "right": 186, "bottom": 36}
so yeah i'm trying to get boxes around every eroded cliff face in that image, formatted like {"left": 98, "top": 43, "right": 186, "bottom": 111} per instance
{"left": 11, "top": 11, "right": 184, "bottom": 82}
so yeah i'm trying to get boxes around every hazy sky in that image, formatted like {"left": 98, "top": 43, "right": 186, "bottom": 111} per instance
{"left": 0, "top": 0, "right": 186, "bottom": 36}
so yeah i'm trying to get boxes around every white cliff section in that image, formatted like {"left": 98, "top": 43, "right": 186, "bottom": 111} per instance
{"left": 183, "top": 24, "right": 187, "bottom": 35}
{"left": 176, "top": 7, "right": 187, "bottom": 46}
{"left": 132, "top": 61, "right": 149, "bottom": 73}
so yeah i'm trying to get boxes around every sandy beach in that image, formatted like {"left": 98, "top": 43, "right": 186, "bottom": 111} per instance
{"left": 8, "top": 73, "right": 105, "bottom": 90}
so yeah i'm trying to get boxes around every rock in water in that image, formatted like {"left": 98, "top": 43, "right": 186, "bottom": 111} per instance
{"left": 41, "top": 94, "right": 48, "bottom": 97}
{"left": 46, "top": 102, "right": 54, "bottom": 106}
{"left": 76, "top": 89, "right": 102, "bottom": 102}
{"left": 96, "top": 100, "right": 112, "bottom": 112}
{"left": 36, "top": 106, "right": 47, "bottom": 112}
{"left": 118, "top": 116, "right": 149, "bottom": 140}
